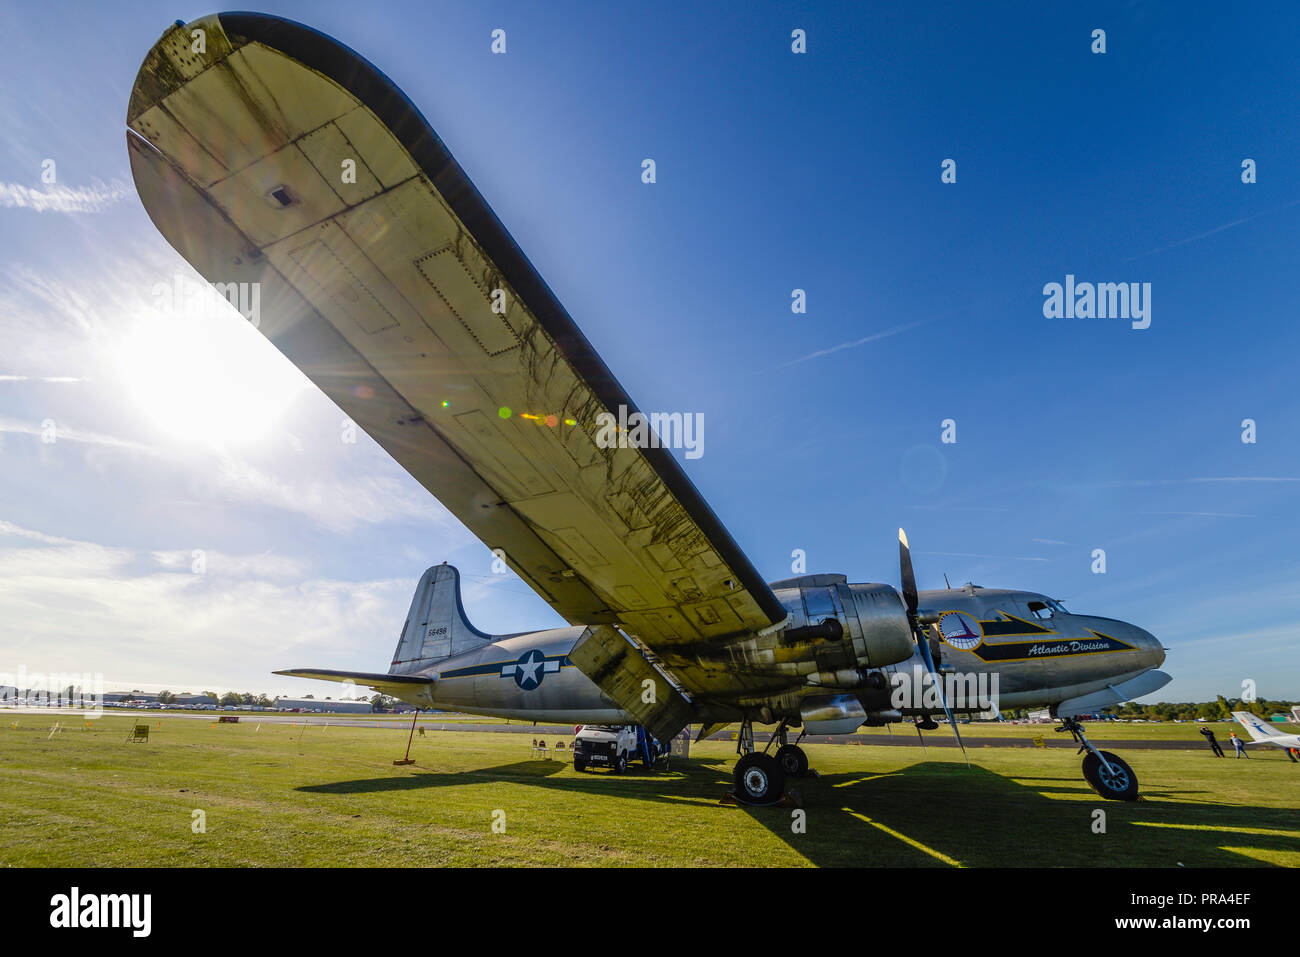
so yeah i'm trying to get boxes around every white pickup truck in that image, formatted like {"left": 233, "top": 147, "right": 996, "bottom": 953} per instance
{"left": 572, "top": 724, "right": 656, "bottom": 773}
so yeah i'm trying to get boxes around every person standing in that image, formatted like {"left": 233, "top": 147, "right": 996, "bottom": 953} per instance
{"left": 1229, "top": 731, "right": 1249, "bottom": 758}
{"left": 1200, "top": 725, "right": 1225, "bottom": 757}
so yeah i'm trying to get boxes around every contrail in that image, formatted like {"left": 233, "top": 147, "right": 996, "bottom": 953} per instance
{"left": 783, "top": 319, "right": 933, "bottom": 367}
{"left": 1125, "top": 197, "right": 1300, "bottom": 262}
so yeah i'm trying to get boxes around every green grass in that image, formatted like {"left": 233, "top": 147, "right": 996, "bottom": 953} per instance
{"left": 2, "top": 715, "right": 1297, "bottom": 867}
{"left": 116, "top": 710, "right": 514, "bottom": 723}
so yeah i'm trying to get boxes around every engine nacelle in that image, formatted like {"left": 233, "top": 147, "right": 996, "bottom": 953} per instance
{"left": 843, "top": 582, "right": 915, "bottom": 667}
{"left": 800, "top": 692, "right": 867, "bottom": 735}
{"left": 721, "top": 576, "right": 915, "bottom": 689}
{"left": 771, "top": 577, "right": 914, "bottom": 670}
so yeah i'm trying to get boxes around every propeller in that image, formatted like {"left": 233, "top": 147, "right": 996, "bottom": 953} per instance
{"left": 899, "top": 528, "right": 969, "bottom": 767}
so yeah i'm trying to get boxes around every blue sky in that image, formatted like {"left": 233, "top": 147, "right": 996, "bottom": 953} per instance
{"left": 1, "top": 1, "right": 1298, "bottom": 702}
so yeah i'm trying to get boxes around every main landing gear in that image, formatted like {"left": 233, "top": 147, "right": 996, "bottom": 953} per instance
{"left": 730, "top": 717, "right": 812, "bottom": 806}
{"left": 1057, "top": 715, "right": 1139, "bottom": 801}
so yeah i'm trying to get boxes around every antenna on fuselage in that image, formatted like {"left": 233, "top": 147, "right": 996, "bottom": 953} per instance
{"left": 944, "top": 572, "right": 951, "bottom": 589}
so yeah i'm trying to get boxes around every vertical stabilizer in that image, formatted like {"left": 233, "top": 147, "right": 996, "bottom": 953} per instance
{"left": 389, "top": 565, "right": 493, "bottom": 674}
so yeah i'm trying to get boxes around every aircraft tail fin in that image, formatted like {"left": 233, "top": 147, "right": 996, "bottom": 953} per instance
{"left": 389, "top": 564, "right": 494, "bottom": 675}
{"left": 1232, "top": 710, "right": 1283, "bottom": 742}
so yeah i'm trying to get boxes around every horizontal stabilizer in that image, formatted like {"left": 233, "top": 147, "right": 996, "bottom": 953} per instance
{"left": 275, "top": 668, "right": 434, "bottom": 706}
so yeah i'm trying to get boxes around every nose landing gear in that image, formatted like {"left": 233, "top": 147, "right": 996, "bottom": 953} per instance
{"left": 1057, "top": 715, "right": 1139, "bottom": 801}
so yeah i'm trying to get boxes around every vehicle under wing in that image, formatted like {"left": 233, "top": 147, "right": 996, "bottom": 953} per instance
{"left": 127, "top": 13, "right": 784, "bottom": 687}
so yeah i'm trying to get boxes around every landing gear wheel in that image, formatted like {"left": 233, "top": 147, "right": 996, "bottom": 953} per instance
{"left": 613, "top": 753, "right": 627, "bottom": 775}
{"left": 775, "top": 744, "right": 808, "bottom": 777}
{"left": 734, "top": 753, "right": 786, "bottom": 805}
{"left": 574, "top": 759, "right": 587, "bottom": 772}
{"left": 1082, "top": 750, "right": 1138, "bottom": 801}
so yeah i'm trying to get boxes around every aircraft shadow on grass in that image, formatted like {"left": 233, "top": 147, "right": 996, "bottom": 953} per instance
{"left": 295, "top": 755, "right": 1299, "bottom": 867}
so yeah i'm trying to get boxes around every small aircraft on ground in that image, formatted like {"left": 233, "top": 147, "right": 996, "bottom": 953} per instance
{"left": 1232, "top": 711, "right": 1300, "bottom": 759}
{"left": 126, "top": 11, "right": 1171, "bottom": 804}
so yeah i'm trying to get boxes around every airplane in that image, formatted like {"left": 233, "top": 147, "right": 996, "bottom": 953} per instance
{"left": 1232, "top": 711, "right": 1300, "bottom": 758}
{"left": 125, "top": 11, "right": 1171, "bottom": 805}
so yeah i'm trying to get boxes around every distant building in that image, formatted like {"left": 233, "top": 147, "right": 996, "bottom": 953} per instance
{"left": 103, "top": 692, "right": 159, "bottom": 703}
{"left": 273, "top": 697, "right": 372, "bottom": 713}
{"left": 174, "top": 693, "right": 217, "bottom": 705}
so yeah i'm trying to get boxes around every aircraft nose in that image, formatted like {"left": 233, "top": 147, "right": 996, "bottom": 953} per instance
{"left": 1127, "top": 624, "right": 1165, "bottom": 668}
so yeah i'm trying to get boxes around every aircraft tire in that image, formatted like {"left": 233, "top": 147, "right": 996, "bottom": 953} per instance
{"left": 613, "top": 753, "right": 627, "bottom": 775}
{"left": 775, "top": 744, "right": 808, "bottom": 777}
{"left": 733, "top": 753, "right": 786, "bottom": 805}
{"left": 1082, "top": 750, "right": 1139, "bottom": 801}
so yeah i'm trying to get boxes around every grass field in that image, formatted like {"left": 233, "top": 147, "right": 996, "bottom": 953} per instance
{"left": 2, "top": 715, "right": 1297, "bottom": 867}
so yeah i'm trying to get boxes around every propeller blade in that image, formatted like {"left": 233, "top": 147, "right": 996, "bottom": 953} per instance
{"left": 916, "top": 636, "right": 970, "bottom": 767}
{"left": 898, "top": 527, "right": 969, "bottom": 767}
{"left": 898, "top": 528, "right": 918, "bottom": 614}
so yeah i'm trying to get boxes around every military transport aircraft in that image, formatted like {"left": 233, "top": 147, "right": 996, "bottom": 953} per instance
{"left": 126, "top": 12, "right": 1171, "bottom": 805}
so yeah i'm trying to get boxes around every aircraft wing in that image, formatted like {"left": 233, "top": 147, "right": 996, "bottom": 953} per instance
{"left": 127, "top": 13, "right": 786, "bottom": 696}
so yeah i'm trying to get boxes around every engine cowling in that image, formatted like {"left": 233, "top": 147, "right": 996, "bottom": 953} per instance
{"left": 772, "top": 578, "right": 914, "bottom": 669}
{"left": 842, "top": 582, "right": 915, "bottom": 667}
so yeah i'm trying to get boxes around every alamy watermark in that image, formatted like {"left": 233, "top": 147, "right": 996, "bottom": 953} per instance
{"left": 0, "top": 668, "right": 103, "bottom": 715}
{"left": 1043, "top": 274, "right": 1150, "bottom": 330}
{"left": 594, "top": 405, "right": 704, "bottom": 460}
{"left": 152, "top": 274, "right": 261, "bottom": 328}
{"left": 890, "top": 666, "right": 1000, "bottom": 712}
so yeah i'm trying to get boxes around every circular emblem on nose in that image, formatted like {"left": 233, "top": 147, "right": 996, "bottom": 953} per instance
{"left": 938, "top": 611, "right": 983, "bottom": 650}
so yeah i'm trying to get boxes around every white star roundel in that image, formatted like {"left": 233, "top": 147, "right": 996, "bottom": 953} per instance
{"left": 937, "top": 611, "right": 983, "bottom": 650}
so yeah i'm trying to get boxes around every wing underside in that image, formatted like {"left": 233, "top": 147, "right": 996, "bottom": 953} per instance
{"left": 127, "top": 13, "right": 784, "bottom": 697}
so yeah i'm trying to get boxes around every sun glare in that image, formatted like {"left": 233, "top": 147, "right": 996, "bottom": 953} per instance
{"left": 115, "top": 291, "right": 308, "bottom": 448}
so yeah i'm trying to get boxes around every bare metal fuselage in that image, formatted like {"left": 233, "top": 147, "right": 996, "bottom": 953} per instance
{"left": 384, "top": 579, "right": 1165, "bottom": 733}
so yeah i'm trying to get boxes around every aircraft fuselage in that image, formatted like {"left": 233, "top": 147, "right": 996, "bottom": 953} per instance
{"left": 385, "top": 580, "right": 1165, "bottom": 734}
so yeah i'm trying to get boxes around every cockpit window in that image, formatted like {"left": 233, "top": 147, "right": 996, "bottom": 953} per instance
{"left": 1027, "top": 600, "right": 1053, "bottom": 620}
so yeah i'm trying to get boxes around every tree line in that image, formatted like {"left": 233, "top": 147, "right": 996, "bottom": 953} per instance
{"left": 1102, "top": 695, "right": 1297, "bottom": 722}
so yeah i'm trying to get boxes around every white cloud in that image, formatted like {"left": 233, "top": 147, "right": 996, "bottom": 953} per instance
{"left": 150, "top": 548, "right": 307, "bottom": 580}
{"left": 0, "top": 415, "right": 157, "bottom": 454}
{"left": 0, "top": 376, "right": 87, "bottom": 382}
{"left": 0, "top": 179, "right": 130, "bottom": 213}
{"left": 209, "top": 451, "right": 455, "bottom": 533}
{"left": 0, "top": 519, "right": 416, "bottom": 693}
